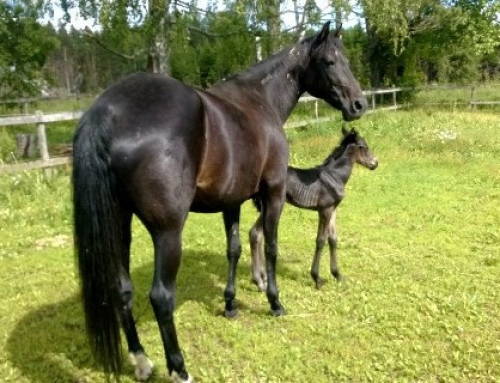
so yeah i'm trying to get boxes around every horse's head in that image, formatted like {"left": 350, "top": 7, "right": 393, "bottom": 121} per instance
{"left": 302, "top": 22, "right": 367, "bottom": 121}
{"left": 341, "top": 126, "right": 378, "bottom": 170}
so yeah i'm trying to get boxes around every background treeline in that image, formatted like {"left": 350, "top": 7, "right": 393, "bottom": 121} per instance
{"left": 1, "top": 0, "right": 499, "bottom": 101}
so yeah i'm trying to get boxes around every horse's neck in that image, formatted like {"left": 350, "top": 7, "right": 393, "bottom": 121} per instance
{"left": 210, "top": 43, "right": 308, "bottom": 125}
{"left": 321, "top": 148, "right": 356, "bottom": 188}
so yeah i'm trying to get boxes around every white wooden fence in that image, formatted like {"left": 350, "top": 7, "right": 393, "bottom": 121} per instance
{"left": 0, "top": 111, "right": 82, "bottom": 174}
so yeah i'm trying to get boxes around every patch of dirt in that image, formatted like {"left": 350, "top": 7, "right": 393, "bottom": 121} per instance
{"left": 34, "top": 234, "right": 71, "bottom": 249}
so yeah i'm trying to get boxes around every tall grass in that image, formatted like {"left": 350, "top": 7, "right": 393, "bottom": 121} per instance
{"left": 0, "top": 109, "right": 499, "bottom": 382}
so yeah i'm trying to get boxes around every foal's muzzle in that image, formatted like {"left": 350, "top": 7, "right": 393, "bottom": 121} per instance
{"left": 368, "top": 158, "right": 378, "bottom": 170}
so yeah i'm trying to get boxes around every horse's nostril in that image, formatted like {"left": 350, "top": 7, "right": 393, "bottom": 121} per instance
{"left": 353, "top": 100, "right": 364, "bottom": 112}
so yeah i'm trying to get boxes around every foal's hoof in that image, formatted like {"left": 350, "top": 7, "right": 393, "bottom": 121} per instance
{"left": 332, "top": 270, "right": 343, "bottom": 281}
{"left": 270, "top": 306, "right": 286, "bottom": 317}
{"left": 315, "top": 278, "right": 326, "bottom": 290}
{"left": 252, "top": 278, "right": 267, "bottom": 292}
{"left": 224, "top": 308, "right": 239, "bottom": 318}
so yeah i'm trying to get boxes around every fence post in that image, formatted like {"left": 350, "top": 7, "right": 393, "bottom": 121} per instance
{"left": 470, "top": 86, "right": 475, "bottom": 109}
{"left": 371, "top": 90, "right": 376, "bottom": 110}
{"left": 315, "top": 100, "right": 318, "bottom": 119}
{"left": 36, "top": 110, "right": 52, "bottom": 177}
{"left": 392, "top": 85, "right": 397, "bottom": 108}
{"left": 36, "top": 111, "right": 50, "bottom": 162}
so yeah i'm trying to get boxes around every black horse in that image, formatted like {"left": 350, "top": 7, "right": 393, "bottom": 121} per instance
{"left": 250, "top": 127, "right": 378, "bottom": 291}
{"left": 72, "top": 22, "right": 367, "bottom": 382}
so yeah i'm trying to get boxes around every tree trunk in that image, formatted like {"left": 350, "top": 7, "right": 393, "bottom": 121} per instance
{"left": 365, "top": 17, "right": 381, "bottom": 88}
{"left": 147, "top": 0, "right": 171, "bottom": 74}
{"left": 264, "top": 0, "right": 281, "bottom": 55}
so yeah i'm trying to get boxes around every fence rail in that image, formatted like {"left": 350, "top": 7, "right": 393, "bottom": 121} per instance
{"left": 1, "top": 84, "right": 498, "bottom": 174}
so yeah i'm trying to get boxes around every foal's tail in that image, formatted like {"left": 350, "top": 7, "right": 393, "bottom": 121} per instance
{"left": 252, "top": 196, "right": 263, "bottom": 212}
{"left": 72, "top": 108, "right": 123, "bottom": 375}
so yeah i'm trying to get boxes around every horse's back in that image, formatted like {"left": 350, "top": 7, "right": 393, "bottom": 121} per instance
{"left": 77, "top": 73, "right": 205, "bottom": 225}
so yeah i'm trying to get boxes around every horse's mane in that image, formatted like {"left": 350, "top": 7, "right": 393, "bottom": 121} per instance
{"left": 320, "top": 130, "right": 359, "bottom": 167}
{"left": 220, "top": 34, "right": 317, "bottom": 84}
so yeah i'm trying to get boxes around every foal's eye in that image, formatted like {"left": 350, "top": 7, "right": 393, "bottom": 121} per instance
{"left": 322, "top": 59, "right": 335, "bottom": 67}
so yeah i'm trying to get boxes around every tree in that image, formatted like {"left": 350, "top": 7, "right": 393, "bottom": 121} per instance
{"left": 59, "top": 0, "right": 172, "bottom": 74}
{"left": 0, "top": 2, "right": 59, "bottom": 99}
{"left": 359, "top": 0, "right": 500, "bottom": 86}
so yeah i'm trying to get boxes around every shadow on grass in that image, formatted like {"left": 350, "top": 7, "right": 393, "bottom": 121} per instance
{"left": 6, "top": 249, "right": 227, "bottom": 382}
{"left": 6, "top": 246, "right": 305, "bottom": 382}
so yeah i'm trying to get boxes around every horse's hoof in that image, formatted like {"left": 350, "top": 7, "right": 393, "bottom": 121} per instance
{"left": 129, "top": 352, "right": 154, "bottom": 381}
{"left": 170, "top": 371, "right": 193, "bottom": 383}
{"left": 224, "top": 308, "right": 239, "bottom": 318}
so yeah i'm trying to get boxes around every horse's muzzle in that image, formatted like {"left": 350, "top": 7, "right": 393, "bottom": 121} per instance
{"left": 343, "top": 96, "right": 368, "bottom": 121}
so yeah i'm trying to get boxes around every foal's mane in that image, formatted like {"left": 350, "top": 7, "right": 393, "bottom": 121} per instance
{"left": 321, "top": 130, "right": 359, "bottom": 167}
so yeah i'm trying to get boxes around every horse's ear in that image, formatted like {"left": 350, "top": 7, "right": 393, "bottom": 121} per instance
{"left": 334, "top": 23, "right": 343, "bottom": 38}
{"left": 314, "top": 21, "right": 331, "bottom": 46}
{"left": 341, "top": 124, "right": 350, "bottom": 137}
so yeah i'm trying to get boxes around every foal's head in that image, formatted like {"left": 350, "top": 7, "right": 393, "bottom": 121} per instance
{"left": 340, "top": 126, "right": 378, "bottom": 170}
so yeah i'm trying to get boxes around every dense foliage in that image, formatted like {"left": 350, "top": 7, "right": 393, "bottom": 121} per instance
{"left": 0, "top": 0, "right": 499, "bottom": 100}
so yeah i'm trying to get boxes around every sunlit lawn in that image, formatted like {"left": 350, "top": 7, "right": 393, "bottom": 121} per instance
{"left": 0, "top": 109, "right": 499, "bottom": 382}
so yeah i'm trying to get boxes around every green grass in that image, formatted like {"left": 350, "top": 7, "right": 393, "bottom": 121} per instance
{"left": 0, "top": 109, "right": 499, "bottom": 382}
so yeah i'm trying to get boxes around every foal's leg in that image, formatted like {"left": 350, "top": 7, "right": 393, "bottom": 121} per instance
{"left": 150, "top": 228, "right": 192, "bottom": 383}
{"left": 262, "top": 192, "right": 286, "bottom": 316}
{"left": 118, "top": 209, "right": 154, "bottom": 381}
{"left": 310, "top": 207, "right": 333, "bottom": 289}
{"left": 249, "top": 213, "right": 266, "bottom": 292}
{"left": 328, "top": 209, "right": 342, "bottom": 281}
{"left": 223, "top": 207, "right": 242, "bottom": 317}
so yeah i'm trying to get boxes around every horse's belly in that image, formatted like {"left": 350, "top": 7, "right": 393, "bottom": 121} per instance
{"left": 191, "top": 171, "right": 259, "bottom": 212}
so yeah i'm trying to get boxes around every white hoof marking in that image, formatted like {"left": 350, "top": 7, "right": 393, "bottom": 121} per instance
{"left": 170, "top": 371, "right": 193, "bottom": 383}
{"left": 129, "top": 352, "right": 154, "bottom": 381}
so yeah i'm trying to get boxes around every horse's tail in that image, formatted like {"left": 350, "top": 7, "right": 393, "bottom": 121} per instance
{"left": 72, "top": 108, "right": 123, "bottom": 375}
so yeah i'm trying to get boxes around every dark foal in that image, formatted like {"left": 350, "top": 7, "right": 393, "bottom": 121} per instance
{"left": 250, "top": 126, "right": 378, "bottom": 290}
{"left": 72, "top": 22, "right": 367, "bottom": 383}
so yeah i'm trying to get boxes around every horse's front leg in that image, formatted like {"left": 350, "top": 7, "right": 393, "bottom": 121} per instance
{"left": 249, "top": 213, "right": 267, "bottom": 291}
{"left": 328, "top": 208, "right": 342, "bottom": 281}
{"left": 310, "top": 207, "right": 333, "bottom": 289}
{"left": 262, "top": 191, "right": 286, "bottom": 316}
{"left": 223, "top": 207, "right": 242, "bottom": 318}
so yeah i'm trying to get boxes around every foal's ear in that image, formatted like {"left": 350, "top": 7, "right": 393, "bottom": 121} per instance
{"left": 341, "top": 124, "right": 350, "bottom": 137}
{"left": 313, "top": 21, "right": 331, "bottom": 46}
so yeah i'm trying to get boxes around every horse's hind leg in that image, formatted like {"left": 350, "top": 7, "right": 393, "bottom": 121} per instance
{"left": 328, "top": 209, "right": 342, "bottom": 281}
{"left": 149, "top": 226, "right": 192, "bottom": 383}
{"left": 223, "top": 207, "right": 242, "bottom": 317}
{"left": 249, "top": 213, "right": 266, "bottom": 292}
{"left": 311, "top": 207, "right": 333, "bottom": 289}
{"left": 117, "top": 209, "right": 154, "bottom": 381}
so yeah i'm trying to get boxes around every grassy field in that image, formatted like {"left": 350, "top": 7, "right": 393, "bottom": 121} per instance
{"left": 0, "top": 108, "right": 499, "bottom": 382}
